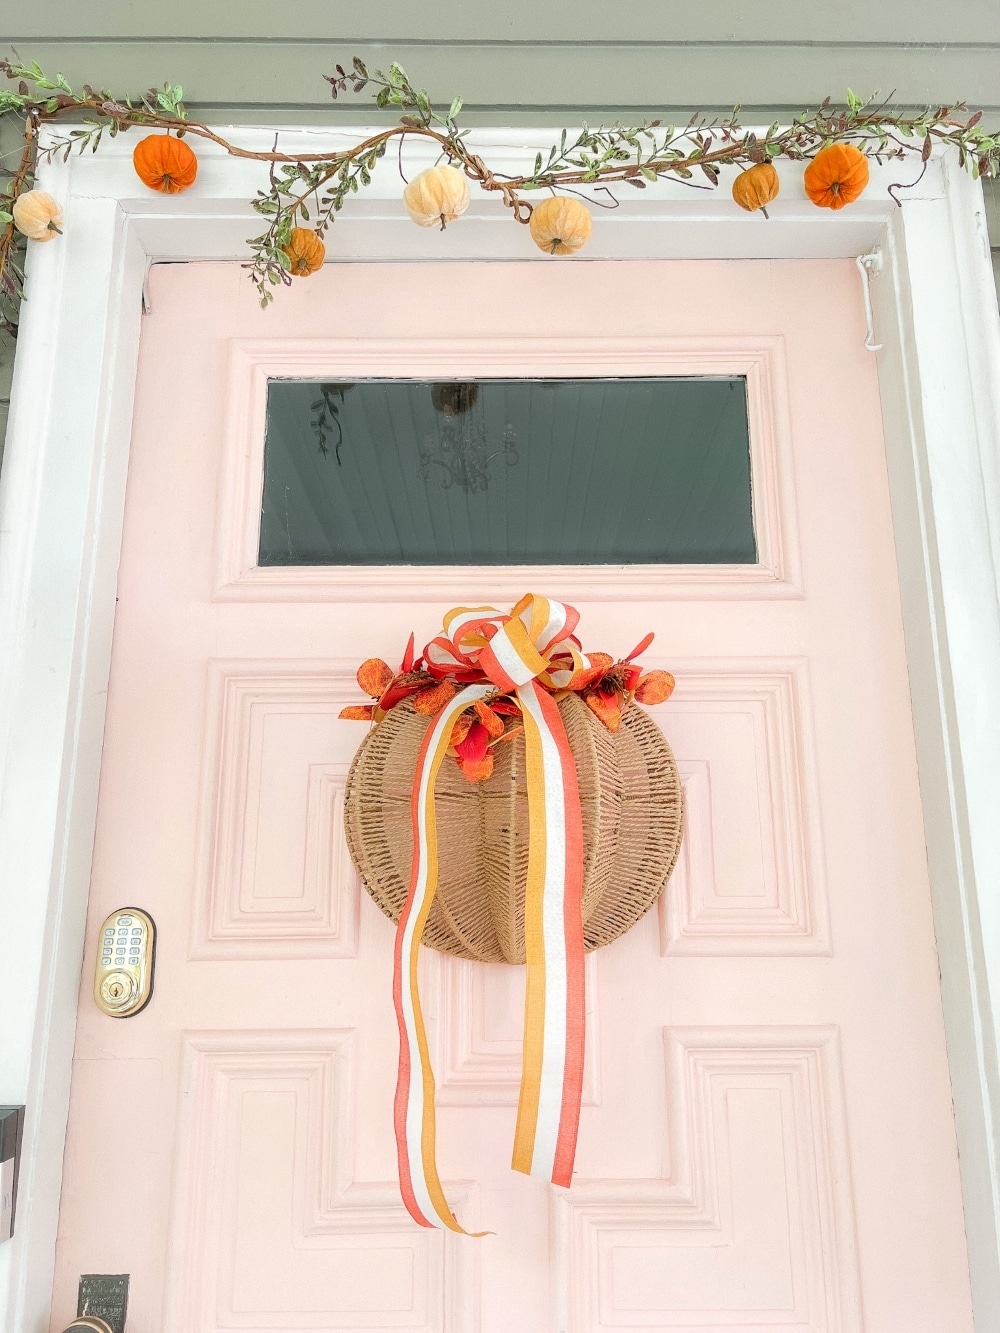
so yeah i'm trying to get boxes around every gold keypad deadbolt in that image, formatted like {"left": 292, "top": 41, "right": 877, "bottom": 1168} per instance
{"left": 93, "top": 909, "right": 155, "bottom": 1018}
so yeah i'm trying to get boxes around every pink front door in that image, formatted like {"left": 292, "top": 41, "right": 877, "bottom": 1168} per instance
{"left": 50, "top": 259, "right": 974, "bottom": 1332}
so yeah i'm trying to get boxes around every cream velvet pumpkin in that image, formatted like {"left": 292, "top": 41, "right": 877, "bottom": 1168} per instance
{"left": 403, "top": 166, "right": 471, "bottom": 229}
{"left": 12, "top": 190, "right": 64, "bottom": 242}
{"left": 528, "top": 195, "right": 592, "bottom": 255}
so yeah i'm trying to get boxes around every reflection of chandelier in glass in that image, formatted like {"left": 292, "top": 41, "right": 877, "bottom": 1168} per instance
{"left": 418, "top": 382, "right": 519, "bottom": 493}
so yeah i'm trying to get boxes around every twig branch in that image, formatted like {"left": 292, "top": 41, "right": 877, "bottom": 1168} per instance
{"left": 1, "top": 55, "right": 997, "bottom": 328}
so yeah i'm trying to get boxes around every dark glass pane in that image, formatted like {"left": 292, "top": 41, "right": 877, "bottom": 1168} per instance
{"left": 259, "top": 378, "right": 756, "bottom": 566}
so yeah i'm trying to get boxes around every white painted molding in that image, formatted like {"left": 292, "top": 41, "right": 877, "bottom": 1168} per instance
{"left": 871, "top": 157, "right": 1000, "bottom": 1321}
{"left": 0, "top": 127, "right": 998, "bottom": 1330}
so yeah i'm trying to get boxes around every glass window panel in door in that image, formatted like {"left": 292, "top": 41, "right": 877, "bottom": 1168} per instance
{"left": 259, "top": 377, "right": 756, "bottom": 566}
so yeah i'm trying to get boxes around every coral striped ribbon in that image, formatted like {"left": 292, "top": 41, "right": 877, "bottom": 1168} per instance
{"left": 393, "top": 595, "right": 587, "bottom": 1231}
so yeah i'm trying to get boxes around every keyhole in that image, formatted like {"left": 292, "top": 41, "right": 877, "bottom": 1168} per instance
{"left": 108, "top": 980, "right": 125, "bottom": 1000}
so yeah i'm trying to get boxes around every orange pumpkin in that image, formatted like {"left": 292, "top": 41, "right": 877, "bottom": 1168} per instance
{"left": 803, "top": 143, "right": 869, "bottom": 210}
{"left": 732, "top": 162, "right": 780, "bottom": 214}
{"left": 283, "top": 227, "right": 326, "bottom": 276}
{"left": 132, "top": 135, "right": 198, "bottom": 194}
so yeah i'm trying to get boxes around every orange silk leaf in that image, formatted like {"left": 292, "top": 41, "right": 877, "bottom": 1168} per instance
{"left": 569, "top": 652, "right": 614, "bottom": 691}
{"left": 413, "top": 680, "right": 459, "bottom": 715}
{"left": 357, "top": 658, "right": 395, "bottom": 698}
{"left": 457, "top": 751, "right": 495, "bottom": 782}
{"left": 450, "top": 712, "right": 474, "bottom": 748}
{"left": 454, "top": 720, "right": 494, "bottom": 781}
{"left": 339, "top": 705, "right": 375, "bottom": 721}
{"left": 473, "top": 700, "right": 505, "bottom": 738}
{"left": 584, "top": 688, "right": 623, "bottom": 732}
{"left": 635, "top": 670, "right": 676, "bottom": 704}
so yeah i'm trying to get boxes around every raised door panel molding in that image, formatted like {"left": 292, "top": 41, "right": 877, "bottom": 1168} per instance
{"left": 553, "top": 1027, "right": 862, "bottom": 1332}
{"left": 163, "top": 1030, "right": 479, "bottom": 1331}
{"left": 188, "top": 657, "right": 829, "bottom": 962}
{"left": 429, "top": 951, "right": 601, "bottom": 1106}
{"left": 191, "top": 661, "right": 362, "bottom": 959}
{"left": 212, "top": 336, "right": 803, "bottom": 603}
{"left": 655, "top": 661, "right": 830, "bottom": 956}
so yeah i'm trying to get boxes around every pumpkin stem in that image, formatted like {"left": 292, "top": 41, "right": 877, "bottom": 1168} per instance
{"left": 439, "top": 214, "right": 447, "bottom": 231}
{"left": 550, "top": 239, "right": 560, "bottom": 254}
{"left": 830, "top": 180, "right": 841, "bottom": 195}
{"left": 46, "top": 221, "right": 63, "bottom": 235}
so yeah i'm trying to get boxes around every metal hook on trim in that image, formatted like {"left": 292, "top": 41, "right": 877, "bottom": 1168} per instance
{"left": 141, "top": 257, "right": 153, "bottom": 315}
{"left": 856, "top": 250, "right": 883, "bottom": 352}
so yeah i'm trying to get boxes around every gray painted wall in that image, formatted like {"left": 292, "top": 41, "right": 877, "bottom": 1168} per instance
{"left": 10, "top": 3, "right": 1000, "bottom": 119}
{"left": 3, "top": 2, "right": 1000, "bottom": 462}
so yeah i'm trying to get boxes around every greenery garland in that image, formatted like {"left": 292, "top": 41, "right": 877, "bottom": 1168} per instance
{"left": 2, "top": 53, "right": 998, "bottom": 337}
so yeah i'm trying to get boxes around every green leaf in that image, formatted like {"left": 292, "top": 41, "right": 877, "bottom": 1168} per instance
{"left": 449, "top": 96, "right": 463, "bottom": 122}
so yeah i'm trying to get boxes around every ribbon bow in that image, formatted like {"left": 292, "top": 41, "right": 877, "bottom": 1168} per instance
{"left": 394, "top": 595, "right": 587, "bottom": 1232}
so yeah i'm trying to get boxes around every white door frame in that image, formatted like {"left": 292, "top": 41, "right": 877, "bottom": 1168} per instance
{"left": 2, "top": 126, "right": 1000, "bottom": 1330}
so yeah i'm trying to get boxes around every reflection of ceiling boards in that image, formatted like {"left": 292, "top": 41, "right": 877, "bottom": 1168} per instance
{"left": 260, "top": 378, "right": 756, "bottom": 567}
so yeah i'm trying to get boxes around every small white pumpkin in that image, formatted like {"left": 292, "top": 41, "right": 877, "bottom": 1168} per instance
{"left": 403, "top": 166, "right": 470, "bottom": 229}
{"left": 12, "top": 189, "right": 64, "bottom": 242}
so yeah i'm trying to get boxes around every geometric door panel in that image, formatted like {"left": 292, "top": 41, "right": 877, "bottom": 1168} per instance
{"left": 191, "top": 662, "right": 362, "bottom": 960}
{"left": 655, "top": 664, "right": 830, "bottom": 957}
{"left": 430, "top": 952, "right": 602, "bottom": 1107}
{"left": 553, "top": 1027, "right": 861, "bottom": 1332}
{"left": 163, "top": 1031, "right": 479, "bottom": 1331}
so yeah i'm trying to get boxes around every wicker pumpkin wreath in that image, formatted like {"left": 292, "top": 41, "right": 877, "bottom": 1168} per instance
{"left": 339, "top": 595, "right": 683, "bottom": 1233}
{"left": 345, "top": 691, "right": 682, "bottom": 962}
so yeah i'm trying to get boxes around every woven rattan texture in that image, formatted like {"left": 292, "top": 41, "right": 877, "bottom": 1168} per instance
{"left": 344, "top": 693, "right": 684, "bottom": 963}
